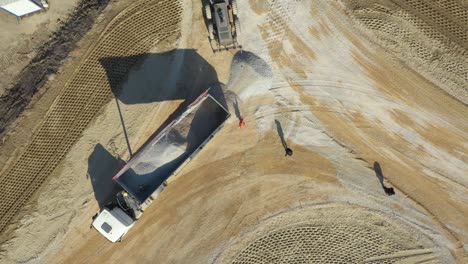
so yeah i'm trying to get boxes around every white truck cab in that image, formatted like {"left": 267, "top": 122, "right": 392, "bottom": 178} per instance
{"left": 92, "top": 207, "right": 135, "bottom": 242}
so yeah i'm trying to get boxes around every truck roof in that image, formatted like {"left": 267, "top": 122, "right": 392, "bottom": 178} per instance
{"left": 113, "top": 91, "right": 230, "bottom": 202}
{"left": 92, "top": 207, "right": 134, "bottom": 242}
{"left": 214, "top": 2, "right": 234, "bottom": 46}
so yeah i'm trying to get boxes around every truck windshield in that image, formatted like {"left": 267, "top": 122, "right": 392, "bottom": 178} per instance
{"left": 101, "top": 222, "right": 112, "bottom": 233}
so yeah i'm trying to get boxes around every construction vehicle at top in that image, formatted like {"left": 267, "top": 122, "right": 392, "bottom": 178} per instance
{"left": 204, "top": 0, "right": 241, "bottom": 52}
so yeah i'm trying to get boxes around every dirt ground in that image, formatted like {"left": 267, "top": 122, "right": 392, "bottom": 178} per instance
{"left": 0, "top": 0, "right": 147, "bottom": 239}
{"left": 0, "top": 0, "right": 79, "bottom": 95}
{"left": 0, "top": 0, "right": 466, "bottom": 263}
{"left": 0, "top": 0, "right": 115, "bottom": 138}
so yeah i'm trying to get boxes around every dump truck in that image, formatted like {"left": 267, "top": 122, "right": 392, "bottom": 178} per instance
{"left": 92, "top": 90, "right": 230, "bottom": 242}
{"left": 204, "top": 0, "right": 241, "bottom": 51}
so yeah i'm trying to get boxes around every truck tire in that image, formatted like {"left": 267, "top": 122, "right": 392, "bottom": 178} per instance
{"left": 234, "top": 16, "right": 241, "bottom": 37}
{"left": 208, "top": 22, "right": 215, "bottom": 40}
{"left": 231, "top": 0, "right": 238, "bottom": 16}
{"left": 205, "top": 4, "right": 212, "bottom": 20}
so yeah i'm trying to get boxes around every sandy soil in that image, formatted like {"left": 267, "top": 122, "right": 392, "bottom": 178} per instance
{"left": 0, "top": 0, "right": 80, "bottom": 95}
{"left": 0, "top": 0, "right": 466, "bottom": 263}
{"left": 341, "top": 0, "right": 468, "bottom": 104}
{"left": 0, "top": 0, "right": 114, "bottom": 138}
{"left": 0, "top": 0, "right": 138, "bottom": 251}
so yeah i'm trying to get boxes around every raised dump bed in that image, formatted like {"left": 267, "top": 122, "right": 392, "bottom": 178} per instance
{"left": 93, "top": 90, "right": 230, "bottom": 242}
{"left": 113, "top": 90, "right": 230, "bottom": 203}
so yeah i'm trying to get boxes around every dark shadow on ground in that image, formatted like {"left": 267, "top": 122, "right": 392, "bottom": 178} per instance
{"left": 87, "top": 144, "right": 126, "bottom": 209}
{"left": 275, "top": 120, "right": 288, "bottom": 150}
{"left": 373, "top": 161, "right": 395, "bottom": 196}
{"left": 275, "top": 120, "right": 293, "bottom": 156}
{"left": 99, "top": 49, "right": 228, "bottom": 154}
{"left": 99, "top": 49, "right": 226, "bottom": 108}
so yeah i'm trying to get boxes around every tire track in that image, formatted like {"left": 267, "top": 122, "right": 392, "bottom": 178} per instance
{"left": 0, "top": 0, "right": 182, "bottom": 234}
{"left": 216, "top": 205, "right": 442, "bottom": 263}
{"left": 341, "top": 0, "right": 468, "bottom": 104}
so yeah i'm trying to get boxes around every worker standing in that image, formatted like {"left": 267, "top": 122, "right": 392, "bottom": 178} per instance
{"left": 239, "top": 116, "right": 245, "bottom": 128}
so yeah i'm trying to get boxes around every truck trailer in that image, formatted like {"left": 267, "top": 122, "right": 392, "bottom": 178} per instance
{"left": 92, "top": 90, "right": 230, "bottom": 242}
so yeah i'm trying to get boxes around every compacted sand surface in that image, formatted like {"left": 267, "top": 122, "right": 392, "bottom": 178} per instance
{"left": 0, "top": 0, "right": 466, "bottom": 263}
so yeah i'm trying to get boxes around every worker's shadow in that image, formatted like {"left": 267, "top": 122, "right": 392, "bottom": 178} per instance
{"left": 275, "top": 120, "right": 288, "bottom": 151}
{"left": 87, "top": 144, "right": 126, "bottom": 209}
{"left": 374, "top": 161, "right": 395, "bottom": 196}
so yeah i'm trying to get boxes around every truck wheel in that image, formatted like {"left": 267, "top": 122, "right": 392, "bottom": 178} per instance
{"left": 205, "top": 4, "right": 212, "bottom": 20}
{"left": 208, "top": 22, "right": 215, "bottom": 40}
{"left": 231, "top": 0, "right": 238, "bottom": 16}
{"left": 234, "top": 17, "right": 241, "bottom": 37}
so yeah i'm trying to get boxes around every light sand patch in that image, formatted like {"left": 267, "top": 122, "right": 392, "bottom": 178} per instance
{"left": 248, "top": 0, "right": 269, "bottom": 15}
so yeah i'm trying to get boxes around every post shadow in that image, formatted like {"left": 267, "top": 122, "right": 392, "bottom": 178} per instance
{"left": 87, "top": 144, "right": 126, "bottom": 209}
{"left": 275, "top": 120, "right": 293, "bottom": 156}
{"left": 114, "top": 97, "right": 133, "bottom": 157}
{"left": 373, "top": 161, "right": 395, "bottom": 196}
{"left": 275, "top": 120, "right": 287, "bottom": 149}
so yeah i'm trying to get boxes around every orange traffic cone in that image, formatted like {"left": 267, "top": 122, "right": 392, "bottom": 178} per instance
{"left": 239, "top": 117, "right": 245, "bottom": 128}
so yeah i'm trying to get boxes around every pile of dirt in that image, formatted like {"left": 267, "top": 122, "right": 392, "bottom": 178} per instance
{"left": 0, "top": 0, "right": 111, "bottom": 136}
